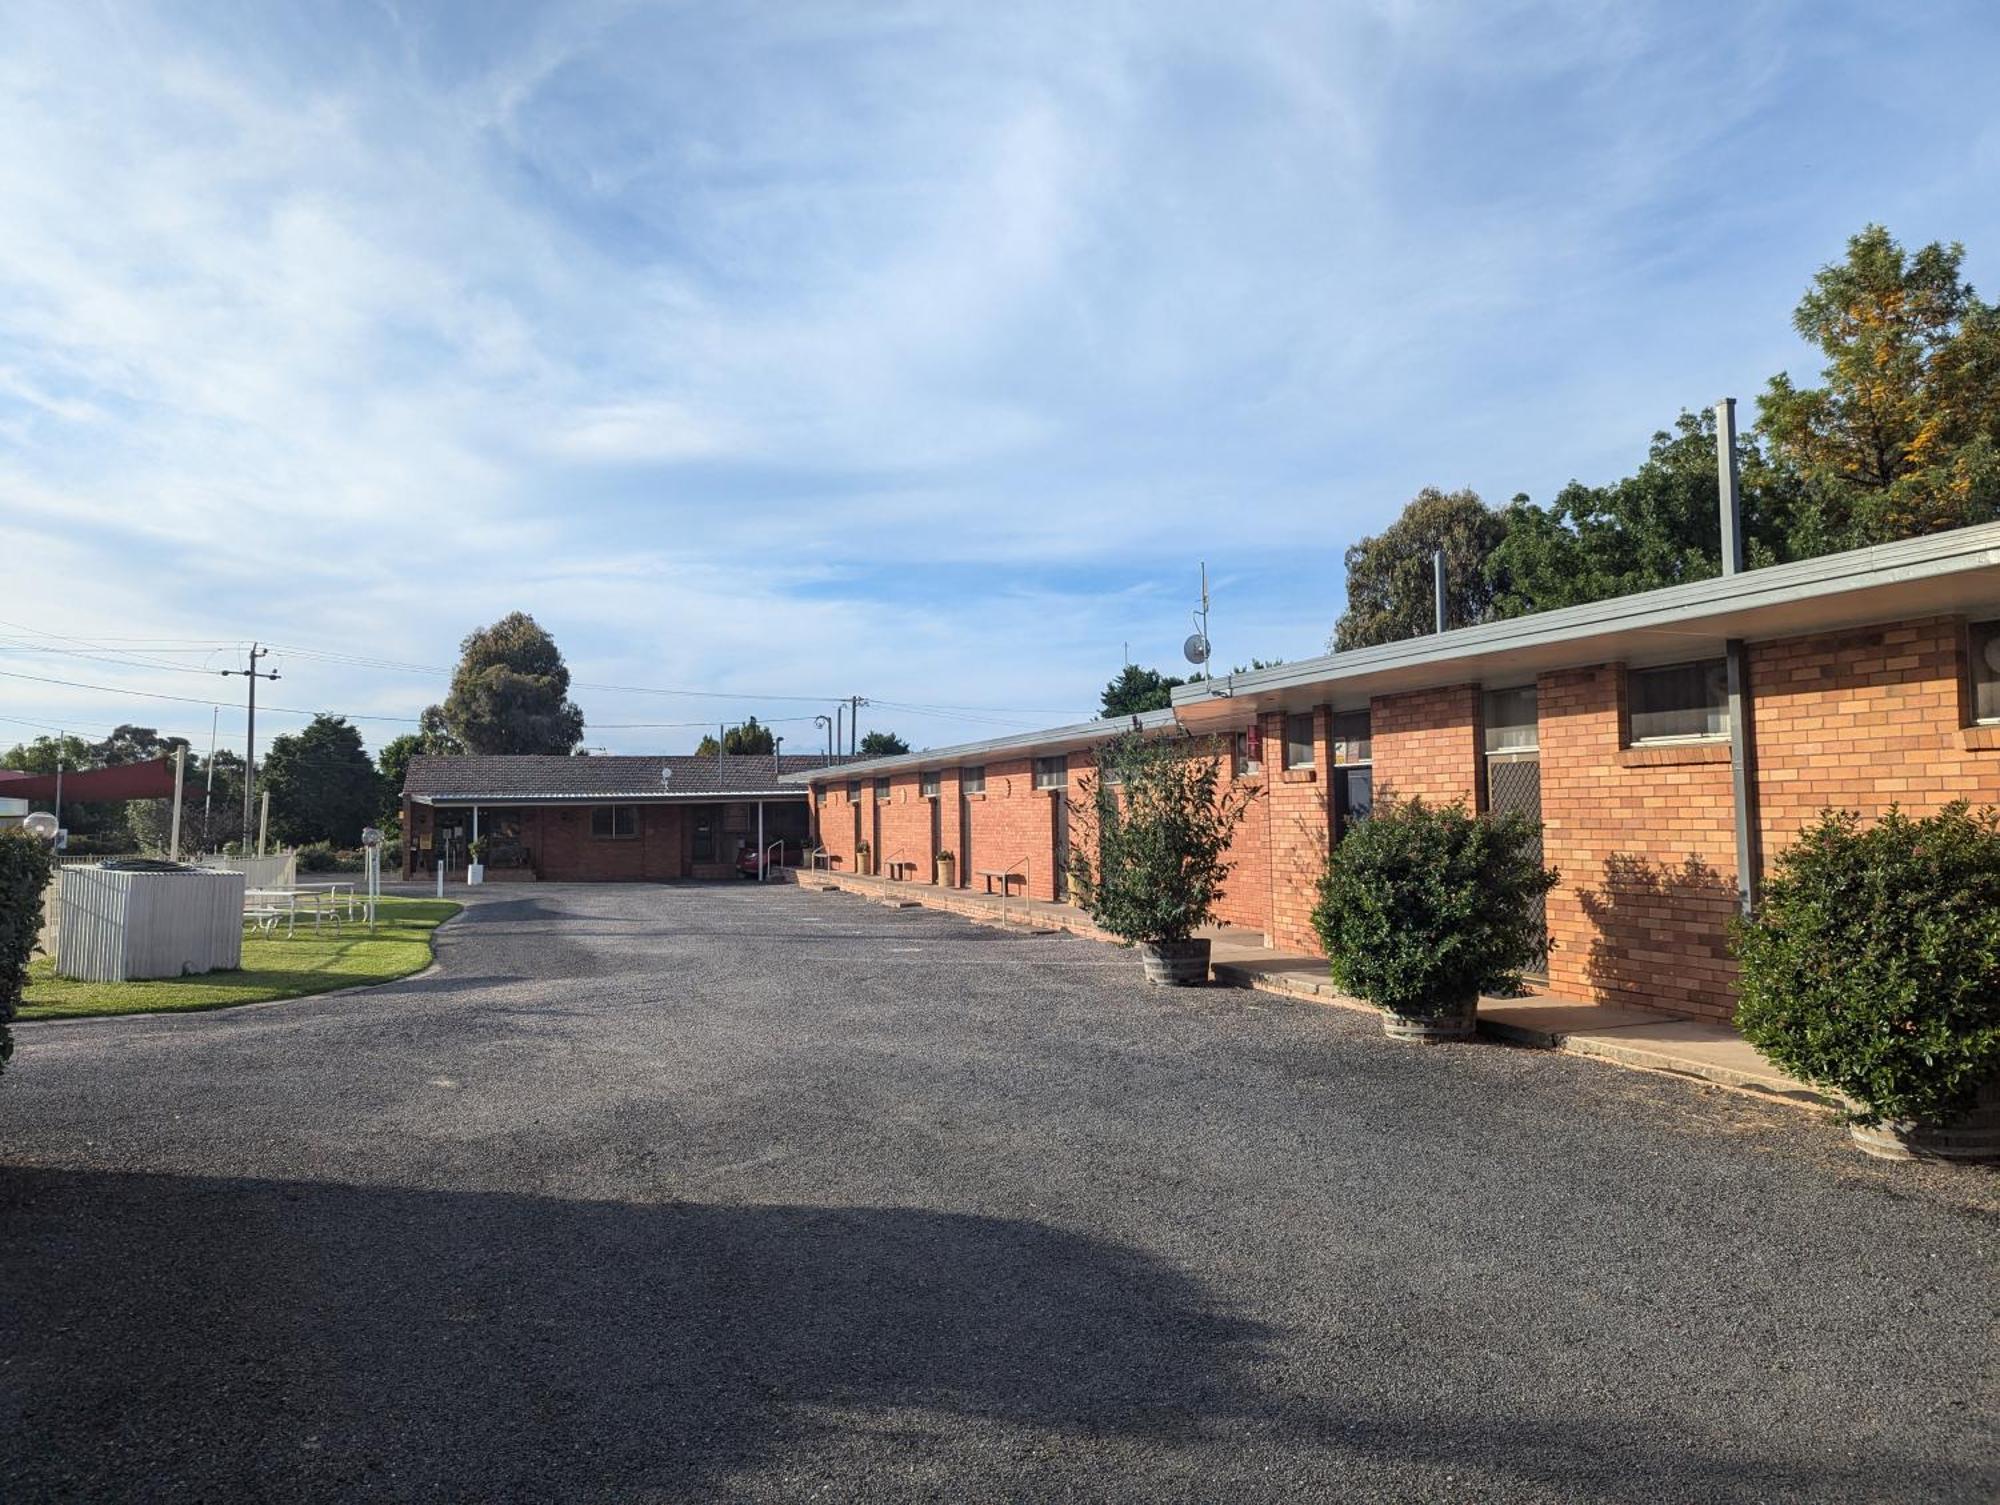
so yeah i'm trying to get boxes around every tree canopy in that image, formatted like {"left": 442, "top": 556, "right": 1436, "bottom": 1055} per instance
{"left": 1759, "top": 224, "right": 2000, "bottom": 544}
{"left": 1100, "top": 665, "right": 1186, "bottom": 717}
{"left": 262, "top": 715, "right": 385, "bottom": 847}
{"left": 696, "top": 717, "right": 777, "bottom": 756}
{"left": 1331, "top": 225, "right": 2000, "bottom": 648}
{"left": 1332, "top": 488, "right": 1508, "bottom": 650}
{"left": 858, "top": 730, "right": 910, "bottom": 756}
{"left": 431, "top": 613, "right": 585, "bottom": 755}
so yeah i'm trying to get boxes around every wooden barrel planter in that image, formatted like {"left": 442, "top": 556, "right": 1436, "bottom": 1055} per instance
{"left": 1139, "top": 939, "right": 1211, "bottom": 986}
{"left": 1381, "top": 995, "right": 1478, "bottom": 1043}
{"left": 1847, "top": 1079, "right": 2000, "bottom": 1163}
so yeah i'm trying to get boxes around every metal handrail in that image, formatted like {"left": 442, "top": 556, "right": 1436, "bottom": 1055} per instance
{"left": 805, "top": 846, "right": 830, "bottom": 877}
{"left": 883, "top": 848, "right": 916, "bottom": 881}
{"left": 763, "top": 839, "right": 786, "bottom": 883}
{"left": 996, "top": 856, "right": 1028, "bottom": 929}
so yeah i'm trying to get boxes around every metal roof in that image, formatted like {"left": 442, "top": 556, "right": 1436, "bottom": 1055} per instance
{"left": 784, "top": 522, "right": 2000, "bottom": 779}
{"left": 404, "top": 753, "right": 846, "bottom": 804}
{"left": 778, "top": 708, "right": 1180, "bottom": 784}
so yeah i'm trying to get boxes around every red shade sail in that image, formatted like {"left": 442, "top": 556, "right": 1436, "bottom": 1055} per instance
{"left": 0, "top": 758, "right": 181, "bottom": 803}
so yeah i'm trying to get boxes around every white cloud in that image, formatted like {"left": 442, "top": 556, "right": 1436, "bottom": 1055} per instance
{"left": 2, "top": 1, "right": 1997, "bottom": 754}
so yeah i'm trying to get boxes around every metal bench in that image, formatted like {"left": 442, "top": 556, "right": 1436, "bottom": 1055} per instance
{"left": 977, "top": 868, "right": 1025, "bottom": 896}
{"left": 885, "top": 859, "right": 920, "bottom": 881}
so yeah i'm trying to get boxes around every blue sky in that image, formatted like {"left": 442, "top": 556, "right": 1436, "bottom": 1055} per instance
{"left": 5, "top": 0, "right": 2000, "bottom": 757}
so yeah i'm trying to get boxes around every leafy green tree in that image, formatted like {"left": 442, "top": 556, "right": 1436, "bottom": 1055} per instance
{"left": 696, "top": 717, "right": 777, "bottom": 756}
{"left": 858, "top": 730, "right": 910, "bottom": 756}
{"left": 417, "top": 704, "right": 465, "bottom": 756}
{"left": 1758, "top": 224, "right": 2000, "bottom": 546}
{"left": 1487, "top": 412, "right": 1795, "bottom": 615}
{"left": 261, "top": 715, "right": 384, "bottom": 847}
{"left": 1333, "top": 488, "right": 1509, "bottom": 650}
{"left": 1065, "top": 732, "right": 1254, "bottom": 947}
{"left": 1100, "top": 665, "right": 1185, "bottom": 717}
{"left": 89, "top": 724, "right": 187, "bottom": 767}
{"left": 436, "top": 612, "right": 585, "bottom": 755}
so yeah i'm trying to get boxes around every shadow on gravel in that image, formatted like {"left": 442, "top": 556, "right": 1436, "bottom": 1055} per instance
{"left": 3, "top": 1167, "right": 1984, "bottom": 1500}
{"left": 0, "top": 1167, "right": 1266, "bottom": 1498}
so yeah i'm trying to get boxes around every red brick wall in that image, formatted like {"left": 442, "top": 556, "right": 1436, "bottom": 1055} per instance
{"left": 820, "top": 783, "right": 862, "bottom": 873}
{"left": 1753, "top": 617, "right": 2000, "bottom": 847}
{"left": 531, "top": 804, "right": 689, "bottom": 881}
{"left": 877, "top": 772, "right": 936, "bottom": 879}
{"left": 965, "top": 757, "right": 1059, "bottom": 900}
{"left": 1538, "top": 665, "right": 1740, "bottom": 1021}
{"left": 1211, "top": 739, "right": 1271, "bottom": 938}
{"left": 1371, "top": 684, "right": 1481, "bottom": 806}
{"left": 1266, "top": 707, "right": 1333, "bottom": 954}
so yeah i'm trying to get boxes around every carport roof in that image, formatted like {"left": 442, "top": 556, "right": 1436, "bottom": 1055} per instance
{"left": 404, "top": 753, "right": 849, "bottom": 804}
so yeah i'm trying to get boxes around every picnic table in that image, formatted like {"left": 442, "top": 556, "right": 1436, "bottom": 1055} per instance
{"left": 292, "top": 880, "right": 360, "bottom": 921}
{"left": 243, "top": 887, "right": 344, "bottom": 938}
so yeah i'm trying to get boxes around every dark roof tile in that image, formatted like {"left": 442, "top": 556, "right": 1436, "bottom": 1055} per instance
{"left": 403, "top": 754, "right": 852, "bottom": 801}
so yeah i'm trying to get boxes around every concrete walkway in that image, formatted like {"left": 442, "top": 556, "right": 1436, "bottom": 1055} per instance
{"left": 788, "top": 866, "right": 1822, "bottom": 1109}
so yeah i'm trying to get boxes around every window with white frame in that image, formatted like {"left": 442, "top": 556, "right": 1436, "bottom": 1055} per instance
{"left": 1483, "top": 686, "right": 1538, "bottom": 754}
{"left": 1284, "top": 712, "right": 1315, "bottom": 770}
{"left": 875, "top": 778, "right": 891, "bottom": 802}
{"left": 962, "top": 765, "right": 986, "bottom": 795}
{"left": 921, "top": 772, "right": 940, "bottom": 798}
{"left": 1331, "top": 711, "right": 1371, "bottom": 763}
{"left": 1972, "top": 620, "right": 2000, "bottom": 724}
{"left": 1034, "top": 756, "right": 1067, "bottom": 790}
{"left": 847, "top": 780, "right": 862, "bottom": 800}
{"left": 1628, "top": 660, "right": 1729, "bottom": 742}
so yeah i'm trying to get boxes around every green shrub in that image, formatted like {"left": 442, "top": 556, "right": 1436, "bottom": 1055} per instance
{"left": 297, "top": 844, "right": 365, "bottom": 874}
{"left": 1066, "top": 733, "right": 1254, "bottom": 945}
{"left": 0, "top": 829, "right": 56, "bottom": 1078}
{"left": 1734, "top": 803, "right": 2000, "bottom": 1126}
{"left": 1311, "top": 795, "right": 1558, "bottom": 1017}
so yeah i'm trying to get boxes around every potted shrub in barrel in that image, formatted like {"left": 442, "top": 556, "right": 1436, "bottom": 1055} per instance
{"left": 1065, "top": 732, "right": 1253, "bottom": 986}
{"left": 1311, "top": 795, "right": 1557, "bottom": 1041}
{"left": 1735, "top": 803, "right": 2000, "bottom": 1163}
{"left": 935, "top": 849, "right": 956, "bottom": 887}
{"left": 466, "top": 836, "right": 488, "bottom": 886}
{"left": 855, "top": 839, "right": 873, "bottom": 877}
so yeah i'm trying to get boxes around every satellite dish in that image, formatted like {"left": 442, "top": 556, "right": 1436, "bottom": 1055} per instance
{"left": 1183, "top": 633, "right": 1211, "bottom": 666}
{"left": 659, "top": 767, "right": 673, "bottom": 787}
{"left": 24, "top": 811, "right": 59, "bottom": 841}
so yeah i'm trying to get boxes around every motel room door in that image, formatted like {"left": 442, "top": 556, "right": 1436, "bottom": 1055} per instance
{"left": 1482, "top": 686, "right": 1545, "bottom": 974}
{"left": 1050, "top": 791, "right": 1070, "bottom": 900}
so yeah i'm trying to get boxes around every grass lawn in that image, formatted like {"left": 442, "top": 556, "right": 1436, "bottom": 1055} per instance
{"left": 20, "top": 897, "right": 463, "bottom": 1021}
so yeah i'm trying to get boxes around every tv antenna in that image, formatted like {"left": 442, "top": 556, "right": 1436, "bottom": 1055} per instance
{"left": 1182, "top": 562, "right": 1211, "bottom": 669}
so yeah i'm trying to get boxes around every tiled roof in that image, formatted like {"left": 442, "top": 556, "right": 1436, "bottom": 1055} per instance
{"left": 403, "top": 754, "right": 850, "bottom": 802}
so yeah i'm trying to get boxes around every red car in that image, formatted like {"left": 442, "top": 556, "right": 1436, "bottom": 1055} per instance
{"left": 737, "top": 841, "right": 804, "bottom": 878}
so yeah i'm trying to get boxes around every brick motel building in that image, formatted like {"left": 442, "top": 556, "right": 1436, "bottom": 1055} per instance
{"left": 399, "top": 755, "right": 828, "bottom": 883}
{"left": 787, "top": 524, "right": 2000, "bottom": 1026}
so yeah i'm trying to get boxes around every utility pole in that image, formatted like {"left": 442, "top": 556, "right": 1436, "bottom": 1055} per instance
{"left": 847, "top": 695, "right": 866, "bottom": 754}
{"left": 220, "top": 644, "right": 279, "bottom": 853}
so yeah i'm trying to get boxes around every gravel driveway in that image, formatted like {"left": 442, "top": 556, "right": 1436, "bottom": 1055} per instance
{"left": 3, "top": 882, "right": 1994, "bottom": 1502}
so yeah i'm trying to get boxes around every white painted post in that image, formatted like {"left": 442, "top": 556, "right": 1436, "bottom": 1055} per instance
{"left": 757, "top": 800, "right": 765, "bottom": 881}
{"left": 257, "top": 790, "right": 270, "bottom": 857}
{"left": 169, "top": 744, "right": 186, "bottom": 862}
{"left": 436, "top": 861, "right": 444, "bottom": 899}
